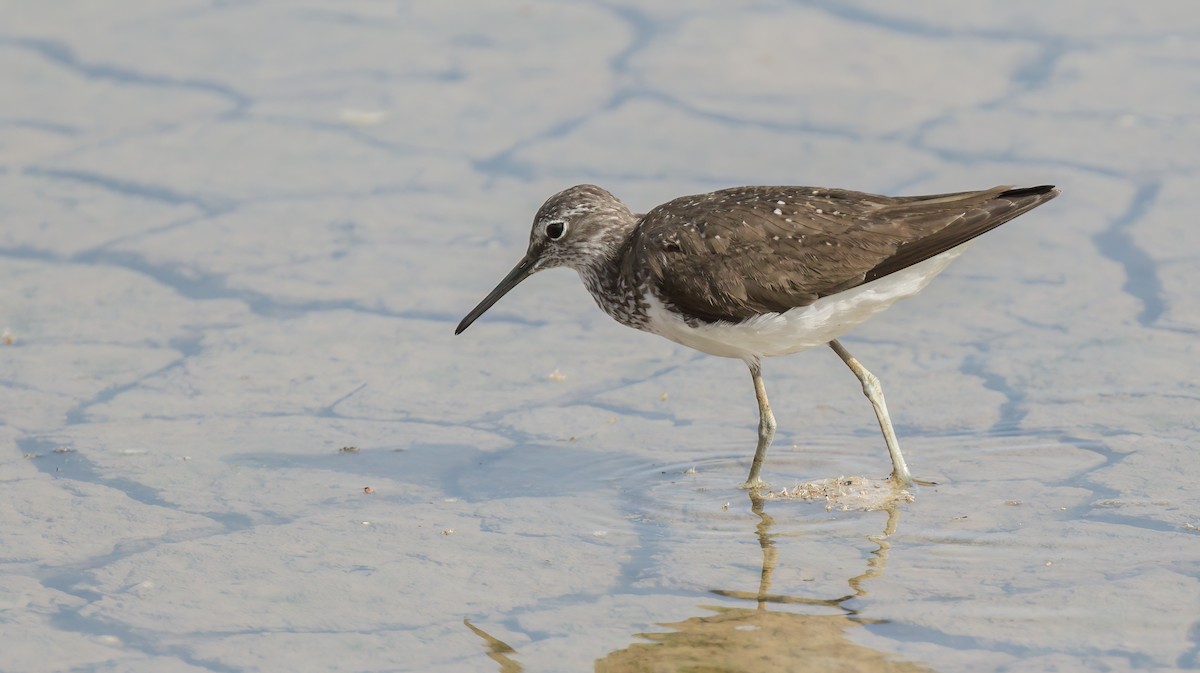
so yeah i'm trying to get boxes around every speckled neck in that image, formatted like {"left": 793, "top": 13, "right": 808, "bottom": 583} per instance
{"left": 575, "top": 223, "right": 650, "bottom": 331}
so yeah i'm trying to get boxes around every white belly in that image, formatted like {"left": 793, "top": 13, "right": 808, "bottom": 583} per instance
{"left": 642, "top": 245, "right": 972, "bottom": 362}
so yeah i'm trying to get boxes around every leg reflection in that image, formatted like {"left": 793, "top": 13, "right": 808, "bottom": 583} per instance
{"left": 595, "top": 495, "right": 927, "bottom": 671}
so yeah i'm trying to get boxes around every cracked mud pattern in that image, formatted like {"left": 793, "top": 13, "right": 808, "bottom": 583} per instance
{"left": 2, "top": 3, "right": 1198, "bottom": 672}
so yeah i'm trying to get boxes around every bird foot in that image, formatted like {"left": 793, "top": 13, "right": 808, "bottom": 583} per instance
{"left": 739, "top": 477, "right": 768, "bottom": 491}
{"left": 890, "top": 473, "right": 937, "bottom": 488}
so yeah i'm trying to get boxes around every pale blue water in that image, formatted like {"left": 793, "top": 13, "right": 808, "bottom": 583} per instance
{"left": 1, "top": 2, "right": 1197, "bottom": 672}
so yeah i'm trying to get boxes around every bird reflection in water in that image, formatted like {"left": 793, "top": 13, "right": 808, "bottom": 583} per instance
{"left": 466, "top": 495, "right": 931, "bottom": 672}
{"left": 463, "top": 618, "right": 522, "bottom": 673}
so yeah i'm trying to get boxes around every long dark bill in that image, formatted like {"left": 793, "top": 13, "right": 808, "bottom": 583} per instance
{"left": 454, "top": 255, "right": 537, "bottom": 334}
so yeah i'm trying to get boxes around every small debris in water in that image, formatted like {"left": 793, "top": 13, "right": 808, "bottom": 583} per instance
{"left": 607, "top": 417, "right": 617, "bottom": 424}
{"left": 2, "top": 330, "right": 14, "bottom": 346}
{"left": 764, "top": 475, "right": 915, "bottom": 511}
{"left": 363, "top": 487, "right": 374, "bottom": 494}
{"left": 683, "top": 466, "right": 697, "bottom": 475}
{"left": 1005, "top": 500, "right": 1021, "bottom": 506}
{"left": 721, "top": 502, "right": 730, "bottom": 511}
{"left": 23, "top": 453, "right": 39, "bottom": 459}
{"left": 52, "top": 447, "right": 75, "bottom": 454}
{"left": 547, "top": 368, "right": 567, "bottom": 382}
{"left": 339, "top": 446, "right": 360, "bottom": 453}
{"left": 659, "top": 392, "right": 668, "bottom": 401}
{"left": 441, "top": 528, "right": 455, "bottom": 536}
{"left": 339, "top": 108, "right": 388, "bottom": 127}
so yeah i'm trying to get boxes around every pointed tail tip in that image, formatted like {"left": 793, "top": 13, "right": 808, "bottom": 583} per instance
{"left": 1000, "top": 184, "right": 1059, "bottom": 199}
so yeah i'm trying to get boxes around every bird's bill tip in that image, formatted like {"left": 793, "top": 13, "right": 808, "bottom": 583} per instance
{"left": 454, "top": 255, "right": 536, "bottom": 334}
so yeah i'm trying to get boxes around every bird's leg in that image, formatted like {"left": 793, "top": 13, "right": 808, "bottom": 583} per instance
{"left": 741, "top": 358, "right": 776, "bottom": 490}
{"left": 828, "top": 339, "right": 915, "bottom": 486}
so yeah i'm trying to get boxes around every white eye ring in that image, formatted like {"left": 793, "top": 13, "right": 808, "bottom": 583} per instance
{"left": 545, "top": 220, "right": 567, "bottom": 240}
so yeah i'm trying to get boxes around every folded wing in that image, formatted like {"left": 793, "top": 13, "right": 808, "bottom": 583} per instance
{"left": 625, "top": 185, "right": 1059, "bottom": 323}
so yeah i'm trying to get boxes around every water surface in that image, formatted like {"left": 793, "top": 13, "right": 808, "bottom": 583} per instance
{"left": 1, "top": 2, "right": 1197, "bottom": 671}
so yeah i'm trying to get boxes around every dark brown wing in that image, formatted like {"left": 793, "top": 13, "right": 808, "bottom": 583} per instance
{"left": 624, "top": 184, "right": 1059, "bottom": 323}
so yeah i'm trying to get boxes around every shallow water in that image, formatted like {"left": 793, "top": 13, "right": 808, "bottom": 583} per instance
{"left": 2, "top": 2, "right": 1199, "bottom": 672}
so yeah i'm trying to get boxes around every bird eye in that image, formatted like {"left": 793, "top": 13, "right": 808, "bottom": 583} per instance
{"left": 545, "top": 221, "right": 566, "bottom": 240}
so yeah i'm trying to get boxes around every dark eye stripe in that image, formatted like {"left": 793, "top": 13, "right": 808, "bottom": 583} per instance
{"left": 545, "top": 221, "right": 566, "bottom": 240}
